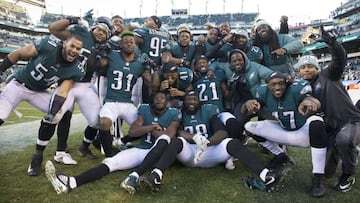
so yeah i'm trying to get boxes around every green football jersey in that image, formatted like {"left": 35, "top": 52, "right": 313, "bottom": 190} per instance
{"left": 15, "top": 35, "right": 85, "bottom": 91}
{"left": 182, "top": 104, "right": 220, "bottom": 138}
{"left": 69, "top": 24, "right": 98, "bottom": 82}
{"left": 165, "top": 43, "right": 196, "bottom": 67}
{"left": 255, "top": 79, "right": 312, "bottom": 130}
{"left": 104, "top": 51, "right": 147, "bottom": 103}
{"left": 137, "top": 104, "right": 182, "bottom": 149}
{"left": 134, "top": 26, "right": 170, "bottom": 65}
{"left": 193, "top": 70, "right": 226, "bottom": 112}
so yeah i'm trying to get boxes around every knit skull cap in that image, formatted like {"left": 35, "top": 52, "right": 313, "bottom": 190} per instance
{"left": 254, "top": 20, "right": 271, "bottom": 31}
{"left": 294, "top": 55, "right": 320, "bottom": 70}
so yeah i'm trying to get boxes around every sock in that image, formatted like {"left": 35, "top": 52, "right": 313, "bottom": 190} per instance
{"left": 259, "top": 168, "right": 270, "bottom": 182}
{"left": 75, "top": 164, "right": 110, "bottom": 186}
{"left": 69, "top": 177, "right": 77, "bottom": 189}
{"left": 260, "top": 141, "right": 284, "bottom": 155}
{"left": 152, "top": 168, "right": 163, "bottom": 179}
{"left": 129, "top": 172, "right": 139, "bottom": 179}
{"left": 311, "top": 147, "right": 327, "bottom": 174}
{"left": 134, "top": 139, "right": 168, "bottom": 176}
{"left": 57, "top": 111, "right": 72, "bottom": 151}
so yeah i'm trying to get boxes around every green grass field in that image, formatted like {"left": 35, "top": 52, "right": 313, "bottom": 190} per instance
{"left": 0, "top": 103, "right": 359, "bottom": 202}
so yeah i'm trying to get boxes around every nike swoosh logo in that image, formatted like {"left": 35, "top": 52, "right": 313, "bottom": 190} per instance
{"left": 339, "top": 181, "right": 353, "bottom": 190}
{"left": 266, "top": 177, "right": 275, "bottom": 185}
{"left": 154, "top": 178, "right": 161, "bottom": 185}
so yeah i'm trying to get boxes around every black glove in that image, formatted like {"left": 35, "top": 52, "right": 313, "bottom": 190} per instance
{"left": 95, "top": 42, "right": 111, "bottom": 54}
{"left": 317, "top": 25, "right": 338, "bottom": 45}
{"left": 66, "top": 16, "right": 80, "bottom": 25}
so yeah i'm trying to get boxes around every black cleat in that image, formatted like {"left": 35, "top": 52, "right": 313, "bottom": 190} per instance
{"left": 78, "top": 144, "right": 97, "bottom": 159}
{"left": 27, "top": 154, "right": 43, "bottom": 176}
{"left": 266, "top": 153, "right": 295, "bottom": 169}
{"left": 333, "top": 174, "right": 355, "bottom": 192}
{"left": 312, "top": 173, "right": 325, "bottom": 197}
{"left": 139, "top": 172, "right": 161, "bottom": 193}
{"left": 265, "top": 166, "right": 291, "bottom": 192}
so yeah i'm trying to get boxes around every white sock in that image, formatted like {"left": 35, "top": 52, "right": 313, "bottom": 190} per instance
{"left": 311, "top": 147, "right": 327, "bottom": 174}
{"left": 152, "top": 168, "right": 163, "bottom": 180}
{"left": 260, "top": 141, "right": 284, "bottom": 155}
{"left": 259, "top": 168, "right": 269, "bottom": 182}
{"left": 129, "top": 172, "right": 139, "bottom": 179}
{"left": 69, "top": 176, "right": 77, "bottom": 189}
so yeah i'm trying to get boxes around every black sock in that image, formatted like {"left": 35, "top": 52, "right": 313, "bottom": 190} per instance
{"left": 75, "top": 164, "right": 110, "bottom": 186}
{"left": 83, "top": 126, "right": 98, "bottom": 146}
{"left": 99, "top": 130, "right": 113, "bottom": 157}
{"left": 57, "top": 111, "right": 72, "bottom": 151}
{"left": 134, "top": 139, "right": 169, "bottom": 176}
{"left": 227, "top": 139, "right": 265, "bottom": 175}
{"left": 154, "top": 138, "right": 183, "bottom": 172}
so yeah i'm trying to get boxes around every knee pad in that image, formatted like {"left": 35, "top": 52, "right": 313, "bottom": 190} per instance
{"left": 309, "top": 120, "right": 327, "bottom": 148}
{"left": 39, "top": 120, "right": 57, "bottom": 141}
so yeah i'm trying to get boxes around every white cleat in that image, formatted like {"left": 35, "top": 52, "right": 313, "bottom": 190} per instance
{"left": 45, "top": 160, "right": 70, "bottom": 194}
{"left": 54, "top": 152, "right": 77, "bottom": 165}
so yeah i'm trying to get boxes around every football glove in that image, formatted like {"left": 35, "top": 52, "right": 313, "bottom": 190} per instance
{"left": 317, "top": 25, "right": 338, "bottom": 45}
{"left": 194, "top": 147, "right": 204, "bottom": 164}
{"left": 192, "top": 133, "right": 209, "bottom": 151}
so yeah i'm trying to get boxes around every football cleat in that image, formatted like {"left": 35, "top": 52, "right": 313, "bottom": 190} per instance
{"left": 45, "top": 160, "right": 71, "bottom": 194}
{"left": 264, "top": 166, "right": 291, "bottom": 192}
{"left": 312, "top": 173, "right": 325, "bottom": 197}
{"left": 27, "top": 154, "right": 43, "bottom": 176}
{"left": 266, "top": 153, "right": 295, "bottom": 169}
{"left": 54, "top": 152, "right": 78, "bottom": 165}
{"left": 333, "top": 174, "right": 355, "bottom": 192}
{"left": 78, "top": 144, "right": 97, "bottom": 160}
{"left": 139, "top": 172, "right": 161, "bottom": 193}
{"left": 121, "top": 175, "right": 138, "bottom": 195}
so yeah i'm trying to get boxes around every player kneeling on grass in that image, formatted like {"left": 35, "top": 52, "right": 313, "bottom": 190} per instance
{"left": 242, "top": 72, "right": 328, "bottom": 197}
{"left": 121, "top": 91, "right": 290, "bottom": 195}
{"left": 45, "top": 91, "right": 181, "bottom": 194}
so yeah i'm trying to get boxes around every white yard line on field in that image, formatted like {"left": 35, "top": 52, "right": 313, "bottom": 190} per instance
{"left": 0, "top": 114, "right": 87, "bottom": 154}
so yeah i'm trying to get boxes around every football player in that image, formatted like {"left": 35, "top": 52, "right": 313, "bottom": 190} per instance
{"left": 126, "top": 91, "right": 290, "bottom": 194}
{"left": 242, "top": 72, "right": 328, "bottom": 197}
{"left": 156, "top": 61, "right": 193, "bottom": 108}
{"left": 45, "top": 91, "right": 181, "bottom": 194}
{"left": 298, "top": 25, "right": 360, "bottom": 193}
{"left": 26, "top": 17, "right": 113, "bottom": 177}
{"left": 162, "top": 24, "right": 196, "bottom": 68}
{"left": 0, "top": 34, "right": 85, "bottom": 174}
{"left": 0, "top": 35, "right": 84, "bottom": 125}
{"left": 252, "top": 20, "right": 303, "bottom": 76}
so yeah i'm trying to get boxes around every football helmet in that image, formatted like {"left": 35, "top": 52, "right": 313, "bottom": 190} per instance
{"left": 91, "top": 16, "right": 114, "bottom": 39}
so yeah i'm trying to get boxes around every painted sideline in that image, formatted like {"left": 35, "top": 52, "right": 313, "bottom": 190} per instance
{"left": 0, "top": 114, "right": 87, "bottom": 154}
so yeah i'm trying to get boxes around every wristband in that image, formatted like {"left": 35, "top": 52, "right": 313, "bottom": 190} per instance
{"left": 66, "top": 17, "right": 80, "bottom": 25}
{"left": 0, "top": 56, "right": 14, "bottom": 73}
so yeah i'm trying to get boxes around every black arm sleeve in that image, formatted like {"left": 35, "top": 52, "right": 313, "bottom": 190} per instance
{"left": 0, "top": 56, "right": 14, "bottom": 73}
{"left": 326, "top": 41, "right": 347, "bottom": 81}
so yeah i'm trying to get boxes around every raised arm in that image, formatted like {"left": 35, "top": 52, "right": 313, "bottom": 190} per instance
{"left": 0, "top": 44, "right": 38, "bottom": 73}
